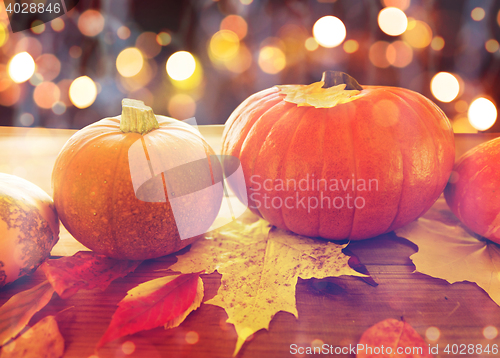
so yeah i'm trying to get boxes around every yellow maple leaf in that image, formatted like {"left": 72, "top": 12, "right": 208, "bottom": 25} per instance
{"left": 395, "top": 197, "right": 500, "bottom": 306}
{"left": 170, "top": 211, "right": 365, "bottom": 355}
{"left": 275, "top": 81, "right": 365, "bottom": 108}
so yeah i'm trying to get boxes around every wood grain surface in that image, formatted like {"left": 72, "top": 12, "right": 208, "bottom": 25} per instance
{"left": 1, "top": 126, "right": 500, "bottom": 358}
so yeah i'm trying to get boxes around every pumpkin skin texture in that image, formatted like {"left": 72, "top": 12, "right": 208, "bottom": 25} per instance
{"left": 0, "top": 173, "right": 59, "bottom": 288}
{"left": 222, "top": 75, "right": 455, "bottom": 240}
{"left": 52, "top": 109, "right": 223, "bottom": 260}
{"left": 444, "top": 137, "right": 500, "bottom": 244}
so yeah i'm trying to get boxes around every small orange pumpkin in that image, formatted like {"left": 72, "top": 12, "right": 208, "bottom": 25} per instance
{"left": 52, "top": 99, "right": 223, "bottom": 260}
{"left": 222, "top": 71, "right": 455, "bottom": 240}
{"left": 444, "top": 137, "right": 500, "bottom": 243}
{"left": 0, "top": 173, "right": 59, "bottom": 288}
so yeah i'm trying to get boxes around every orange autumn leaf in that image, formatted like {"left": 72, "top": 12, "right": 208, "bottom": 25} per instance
{"left": 0, "top": 315, "right": 64, "bottom": 358}
{"left": 97, "top": 271, "right": 203, "bottom": 349}
{"left": 0, "top": 281, "right": 55, "bottom": 346}
{"left": 357, "top": 318, "right": 432, "bottom": 358}
{"left": 40, "top": 251, "right": 142, "bottom": 299}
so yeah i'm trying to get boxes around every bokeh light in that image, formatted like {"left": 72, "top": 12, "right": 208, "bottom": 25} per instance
{"left": 209, "top": 30, "right": 240, "bottom": 60}
{"left": 136, "top": 32, "right": 161, "bottom": 59}
{"left": 116, "top": 48, "right": 144, "bottom": 77}
{"left": 453, "top": 115, "right": 477, "bottom": 134}
{"left": 0, "top": 23, "right": 8, "bottom": 47}
{"left": 185, "top": 331, "right": 199, "bottom": 345}
{"left": 468, "top": 97, "right": 497, "bottom": 131}
{"left": 14, "top": 37, "right": 42, "bottom": 59}
{"left": 8, "top": 52, "right": 35, "bottom": 83}
{"left": 168, "top": 93, "right": 196, "bottom": 119}
{"left": 313, "top": 16, "right": 346, "bottom": 48}
{"left": 343, "top": 39, "right": 359, "bottom": 53}
{"left": 403, "top": 19, "right": 432, "bottom": 48}
{"left": 386, "top": 41, "right": 413, "bottom": 67}
{"left": 220, "top": 15, "right": 248, "bottom": 40}
{"left": 483, "top": 326, "right": 499, "bottom": 340}
{"left": 36, "top": 54, "right": 61, "bottom": 81}
{"left": 19, "top": 113, "right": 34, "bottom": 126}
{"left": 31, "top": 20, "right": 45, "bottom": 34}
{"left": 240, "top": 0, "right": 253, "bottom": 4}
{"left": 258, "top": 46, "right": 286, "bottom": 74}
{"left": 166, "top": 51, "right": 196, "bottom": 81}
{"left": 121, "top": 341, "right": 136, "bottom": 355}
{"left": 51, "top": 18, "right": 65, "bottom": 32}
{"left": 305, "top": 37, "right": 319, "bottom": 51}
{"left": 117, "top": 26, "right": 131, "bottom": 40}
{"left": 471, "top": 7, "right": 485, "bottom": 21}
{"left": 156, "top": 32, "right": 171, "bottom": 46}
{"left": 78, "top": 10, "right": 105, "bottom": 37}
{"left": 224, "top": 43, "right": 252, "bottom": 73}
{"left": 430, "top": 72, "right": 460, "bottom": 103}
{"left": 431, "top": 36, "right": 445, "bottom": 51}
{"left": 378, "top": 7, "right": 408, "bottom": 36}
{"left": 485, "top": 39, "right": 499, "bottom": 53}
{"left": 369, "top": 41, "right": 391, "bottom": 68}
{"left": 69, "top": 46, "right": 82, "bottom": 59}
{"left": 382, "top": 0, "right": 410, "bottom": 11}
{"left": 33, "top": 81, "right": 60, "bottom": 109}
{"left": 455, "top": 100, "right": 468, "bottom": 113}
{"left": 425, "top": 327, "right": 440, "bottom": 341}
{"left": 69, "top": 76, "right": 97, "bottom": 109}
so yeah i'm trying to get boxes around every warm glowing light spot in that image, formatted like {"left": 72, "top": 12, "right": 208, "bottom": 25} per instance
{"left": 19, "top": 113, "right": 34, "bottom": 126}
{"left": 403, "top": 20, "right": 432, "bottom": 48}
{"left": 483, "top": 326, "right": 499, "bottom": 340}
{"left": 69, "top": 76, "right": 97, "bottom": 109}
{"left": 52, "top": 101, "right": 66, "bottom": 115}
{"left": 210, "top": 30, "right": 240, "bottom": 60}
{"left": 468, "top": 97, "right": 497, "bottom": 131}
{"left": 425, "top": 327, "right": 440, "bottom": 341}
{"left": 369, "top": 41, "right": 391, "bottom": 68}
{"left": 382, "top": 0, "right": 410, "bottom": 11}
{"left": 166, "top": 51, "right": 196, "bottom": 81}
{"left": 31, "top": 20, "right": 45, "bottom": 34}
{"left": 221, "top": 15, "right": 248, "bottom": 40}
{"left": 305, "top": 37, "right": 319, "bottom": 51}
{"left": 185, "top": 331, "right": 199, "bottom": 345}
{"left": 258, "top": 46, "right": 286, "bottom": 74}
{"left": 8, "top": 52, "right": 35, "bottom": 83}
{"left": 116, "top": 48, "right": 144, "bottom": 77}
{"left": 225, "top": 43, "right": 252, "bottom": 73}
{"left": 121, "top": 341, "right": 135, "bottom": 355}
{"left": 78, "top": 10, "right": 105, "bottom": 37}
{"left": 34, "top": 81, "right": 60, "bottom": 109}
{"left": 69, "top": 46, "right": 82, "bottom": 58}
{"left": 471, "top": 7, "right": 485, "bottom": 21}
{"left": 343, "top": 39, "right": 359, "bottom": 53}
{"left": 0, "top": 23, "right": 8, "bottom": 47}
{"left": 453, "top": 116, "right": 477, "bottom": 133}
{"left": 431, "top": 36, "right": 445, "bottom": 51}
{"left": 431, "top": 72, "right": 460, "bottom": 103}
{"left": 136, "top": 32, "right": 161, "bottom": 58}
{"left": 117, "top": 26, "right": 131, "bottom": 40}
{"left": 0, "top": 81, "right": 20, "bottom": 106}
{"left": 378, "top": 7, "right": 408, "bottom": 36}
{"left": 386, "top": 40, "right": 413, "bottom": 67}
{"left": 36, "top": 54, "right": 61, "bottom": 81}
{"left": 51, "top": 18, "right": 65, "bottom": 32}
{"left": 455, "top": 100, "right": 468, "bottom": 113}
{"left": 485, "top": 39, "right": 499, "bottom": 53}
{"left": 156, "top": 32, "right": 171, "bottom": 46}
{"left": 311, "top": 339, "right": 324, "bottom": 349}
{"left": 313, "top": 16, "right": 346, "bottom": 48}
{"left": 168, "top": 93, "right": 196, "bottom": 119}
{"left": 240, "top": 0, "right": 253, "bottom": 4}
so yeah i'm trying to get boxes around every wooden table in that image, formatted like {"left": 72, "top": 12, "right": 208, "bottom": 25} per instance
{"left": 1, "top": 126, "right": 500, "bottom": 358}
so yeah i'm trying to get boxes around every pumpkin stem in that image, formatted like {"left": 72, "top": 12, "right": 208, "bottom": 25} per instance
{"left": 120, "top": 98, "right": 159, "bottom": 135}
{"left": 321, "top": 71, "right": 363, "bottom": 91}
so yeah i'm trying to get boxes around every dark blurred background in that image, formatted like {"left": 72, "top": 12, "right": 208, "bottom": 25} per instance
{"left": 0, "top": 0, "right": 499, "bottom": 132}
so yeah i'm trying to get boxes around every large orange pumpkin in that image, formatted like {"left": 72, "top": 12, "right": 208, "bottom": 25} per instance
{"left": 0, "top": 173, "right": 59, "bottom": 288}
{"left": 52, "top": 99, "right": 223, "bottom": 260}
{"left": 222, "top": 71, "right": 455, "bottom": 240}
{"left": 444, "top": 137, "right": 500, "bottom": 244}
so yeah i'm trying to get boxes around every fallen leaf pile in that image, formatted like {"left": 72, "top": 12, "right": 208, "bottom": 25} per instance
{"left": 395, "top": 197, "right": 500, "bottom": 306}
{"left": 170, "top": 211, "right": 366, "bottom": 355}
{"left": 357, "top": 318, "right": 432, "bottom": 358}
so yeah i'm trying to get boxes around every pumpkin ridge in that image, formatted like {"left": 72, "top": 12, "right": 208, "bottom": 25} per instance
{"left": 385, "top": 90, "right": 443, "bottom": 223}
{"left": 278, "top": 106, "right": 316, "bottom": 232}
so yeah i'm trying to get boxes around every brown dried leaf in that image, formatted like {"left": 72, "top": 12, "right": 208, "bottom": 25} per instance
{"left": 0, "top": 281, "right": 55, "bottom": 346}
{"left": 357, "top": 318, "right": 432, "bottom": 358}
{"left": 0, "top": 316, "right": 64, "bottom": 358}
